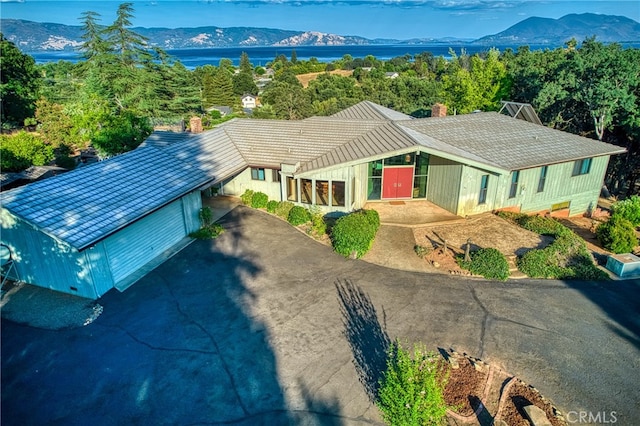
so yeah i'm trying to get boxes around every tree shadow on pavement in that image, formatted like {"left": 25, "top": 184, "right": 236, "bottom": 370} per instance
{"left": 335, "top": 278, "right": 391, "bottom": 403}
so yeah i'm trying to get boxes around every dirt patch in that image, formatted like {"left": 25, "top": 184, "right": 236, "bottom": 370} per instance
{"left": 296, "top": 69, "right": 354, "bottom": 88}
{"left": 414, "top": 213, "right": 554, "bottom": 257}
{"left": 442, "top": 351, "right": 566, "bottom": 426}
{"left": 497, "top": 380, "right": 566, "bottom": 426}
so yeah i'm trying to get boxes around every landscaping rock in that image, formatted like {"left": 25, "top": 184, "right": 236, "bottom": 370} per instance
{"left": 524, "top": 404, "right": 553, "bottom": 426}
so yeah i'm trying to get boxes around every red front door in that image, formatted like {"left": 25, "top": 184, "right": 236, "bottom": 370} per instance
{"left": 382, "top": 167, "right": 414, "bottom": 199}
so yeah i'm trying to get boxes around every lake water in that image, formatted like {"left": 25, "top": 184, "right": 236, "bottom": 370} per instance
{"left": 29, "top": 44, "right": 551, "bottom": 68}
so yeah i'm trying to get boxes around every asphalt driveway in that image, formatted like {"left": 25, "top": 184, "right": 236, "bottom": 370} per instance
{"left": 2, "top": 206, "right": 639, "bottom": 425}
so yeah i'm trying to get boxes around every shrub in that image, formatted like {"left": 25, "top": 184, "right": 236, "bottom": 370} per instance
{"left": 517, "top": 248, "right": 565, "bottom": 279}
{"left": 199, "top": 206, "right": 213, "bottom": 227}
{"left": 287, "top": 206, "right": 311, "bottom": 226}
{"left": 596, "top": 216, "right": 638, "bottom": 254}
{"left": 0, "top": 131, "right": 54, "bottom": 172}
{"left": 250, "top": 191, "right": 269, "bottom": 209}
{"left": 377, "top": 340, "right": 448, "bottom": 426}
{"left": 362, "top": 208, "right": 381, "bottom": 229}
{"left": 240, "top": 189, "right": 254, "bottom": 205}
{"left": 274, "top": 201, "right": 294, "bottom": 219}
{"left": 610, "top": 195, "right": 640, "bottom": 227}
{"left": 189, "top": 223, "right": 224, "bottom": 239}
{"left": 458, "top": 247, "right": 510, "bottom": 281}
{"left": 517, "top": 215, "right": 565, "bottom": 236}
{"left": 309, "top": 207, "right": 327, "bottom": 237}
{"left": 331, "top": 210, "right": 380, "bottom": 258}
{"left": 414, "top": 245, "right": 431, "bottom": 258}
{"left": 266, "top": 200, "right": 279, "bottom": 213}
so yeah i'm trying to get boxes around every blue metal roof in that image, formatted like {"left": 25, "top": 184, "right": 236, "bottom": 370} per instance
{"left": 1, "top": 146, "right": 210, "bottom": 250}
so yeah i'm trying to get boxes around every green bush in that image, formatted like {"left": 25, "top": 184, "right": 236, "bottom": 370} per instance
{"left": 240, "top": 189, "right": 254, "bottom": 205}
{"left": 611, "top": 196, "right": 640, "bottom": 227}
{"left": 377, "top": 340, "right": 448, "bottom": 426}
{"left": 274, "top": 201, "right": 294, "bottom": 219}
{"left": 362, "top": 208, "right": 381, "bottom": 229}
{"left": 517, "top": 215, "right": 565, "bottom": 236}
{"left": 250, "top": 191, "right": 269, "bottom": 209}
{"left": 199, "top": 206, "right": 213, "bottom": 227}
{"left": 266, "top": 200, "right": 279, "bottom": 213}
{"left": 287, "top": 206, "right": 311, "bottom": 226}
{"left": 189, "top": 223, "right": 224, "bottom": 239}
{"left": 0, "top": 131, "right": 54, "bottom": 172}
{"left": 596, "top": 216, "right": 638, "bottom": 254}
{"left": 517, "top": 248, "right": 565, "bottom": 279}
{"left": 458, "top": 247, "right": 510, "bottom": 281}
{"left": 331, "top": 209, "right": 380, "bottom": 258}
{"left": 414, "top": 245, "right": 432, "bottom": 258}
{"left": 309, "top": 207, "right": 327, "bottom": 237}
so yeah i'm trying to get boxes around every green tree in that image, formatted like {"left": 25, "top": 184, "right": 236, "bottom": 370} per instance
{"left": 105, "top": 2, "right": 148, "bottom": 66}
{"left": 233, "top": 71, "right": 258, "bottom": 96}
{"left": 78, "top": 10, "right": 110, "bottom": 60}
{"left": 239, "top": 51, "right": 252, "bottom": 74}
{"left": 0, "top": 131, "right": 54, "bottom": 172}
{"left": 0, "top": 34, "right": 41, "bottom": 128}
{"left": 207, "top": 69, "right": 235, "bottom": 106}
{"left": 261, "top": 81, "right": 311, "bottom": 120}
{"left": 91, "top": 110, "right": 152, "bottom": 156}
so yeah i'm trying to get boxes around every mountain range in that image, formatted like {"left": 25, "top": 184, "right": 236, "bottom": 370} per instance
{"left": 2, "top": 13, "right": 639, "bottom": 52}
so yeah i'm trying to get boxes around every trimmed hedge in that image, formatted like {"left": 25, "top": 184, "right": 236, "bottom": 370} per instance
{"left": 266, "top": 200, "right": 279, "bottom": 213}
{"left": 287, "top": 205, "right": 311, "bottom": 226}
{"left": 458, "top": 247, "right": 510, "bottom": 281}
{"left": 331, "top": 209, "right": 380, "bottom": 258}
{"left": 274, "top": 201, "right": 294, "bottom": 219}
{"left": 250, "top": 191, "right": 269, "bottom": 209}
{"left": 189, "top": 223, "right": 224, "bottom": 239}
{"left": 240, "top": 189, "right": 254, "bottom": 205}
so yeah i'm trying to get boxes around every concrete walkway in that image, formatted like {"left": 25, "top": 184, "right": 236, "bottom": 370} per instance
{"left": 2, "top": 205, "right": 639, "bottom": 425}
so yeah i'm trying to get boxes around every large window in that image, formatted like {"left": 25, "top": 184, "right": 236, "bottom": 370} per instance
{"left": 332, "top": 181, "right": 345, "bottom": 206}
{"left": 509, "top": 171, "right": 520, "bottom": 199}
{"left": 537, "top": 166, "right": 548, "bottom": 192}
{"left": 413, "top": 153, "right": 429, "bottom": 198}
{"left": 367, "top": 159, "right": 383, "bottom": 200}
{"left": 315, "top": 181, "right": 329, "bottom": 206}
{"left": 572, "top": 158, "right": 592, "bottom": 176}
{"left": 251, "top": 167, "right": 265, "bottom": 181}
{"left": 479, "top": 174, "right": 489, "bottom": 204}
{"left": 301, "top": 179, "right": 313, "bottom": 204}
{"left": 286, "top": 177, "right": 297, "bottom": 202}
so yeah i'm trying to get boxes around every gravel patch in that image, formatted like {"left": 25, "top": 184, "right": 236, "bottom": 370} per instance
{"left": 1, "top": 282, "right": 102, "bottom": 330}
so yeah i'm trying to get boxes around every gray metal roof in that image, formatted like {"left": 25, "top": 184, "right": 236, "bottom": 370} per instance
{"left": 330, "top": 100, "right": 413, "bottom": 121}
{"left": 1, "top": 146, "right": 209, "bottom": 250}
{"left": 2, "top": 101, "right": 625, "bottom": 249}
{"left": 397, "top": 112, "right": 626, "bottom": 171}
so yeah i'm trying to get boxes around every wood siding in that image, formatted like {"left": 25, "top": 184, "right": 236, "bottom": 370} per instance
{"left": 427, "top": 156, "right": 462, "bottom": 214}
{"left": 181, "top": 190, "right": 203, "bottom": 234}
{"left": 0, "top": 209, "right": 103, "bottom": 298}
{"left": 457, "top": 166, "right": 500, "bottom": 216}
{"left": 221, "top": 168, "right": 282, "bottom": 201}
{"left": 496, "top": 156, "right": 610, "bottom": 216}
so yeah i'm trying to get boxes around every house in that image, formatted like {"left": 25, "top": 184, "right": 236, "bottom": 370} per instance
{"left": 0, "top": 101, "right": 624, "bottom": 298}
{"left": 384, "top": 72, "right": 399, "bottom": 79}
{"left": 241, "top": 94, "right": 257, "bottom": 109}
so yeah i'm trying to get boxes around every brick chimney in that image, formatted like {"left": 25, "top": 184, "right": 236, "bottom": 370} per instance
{"left": 431, "top": 103, "right": 447, "bottom": 118}
{"left": 190, "top": 117, "right": 203, "bottom": 133}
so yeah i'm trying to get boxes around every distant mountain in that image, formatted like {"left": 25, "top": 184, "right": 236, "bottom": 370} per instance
{"left": 474, "top": 13, "right": 640, "bottom": 45}
{"left": 1, "top": 13, "right": 639, "bottom": 53}
{"left": 0, "top": 19, "right": 375, "bottom": 51}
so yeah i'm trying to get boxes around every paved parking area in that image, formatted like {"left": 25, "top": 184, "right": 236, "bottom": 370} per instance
{"left": 2, "top": 206, "right": 639, "bottom": 425}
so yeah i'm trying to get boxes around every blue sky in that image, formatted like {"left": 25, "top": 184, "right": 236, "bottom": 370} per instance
{"left": 1, "top": 1, "right": 639, "bottom": 40}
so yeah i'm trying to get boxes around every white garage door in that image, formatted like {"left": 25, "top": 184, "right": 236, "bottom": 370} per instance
{"left": 104, "top": 199, "right": 186, "bottom": 285}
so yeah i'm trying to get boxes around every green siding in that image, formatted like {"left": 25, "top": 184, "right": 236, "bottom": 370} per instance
{"left": 457, "top": 166, "right": 500, "bottom": 216}
{"left": 222, "top": 168, "right": 282, "bottom": 201}
{"left": 502, "top": 156, "right": 610, "bottom": 215}
{"left": 182, "top": 190, "right": 203, "bottom": 233}
{"left": 427, "top": 156, "right": 462, "bottom": 214}
{"left": 0, "top": 209, "right": 102, "bottom": 299}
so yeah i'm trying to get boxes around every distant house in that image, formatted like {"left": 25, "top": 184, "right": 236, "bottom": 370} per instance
{"left": 1, "top": 101, "right": 624, "bottom": 299}
{"left": 384, "top": 72, "right": 399, "bottom": 79}
{"left": 241, "top": 94, "right": 257, "bottom": 109}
